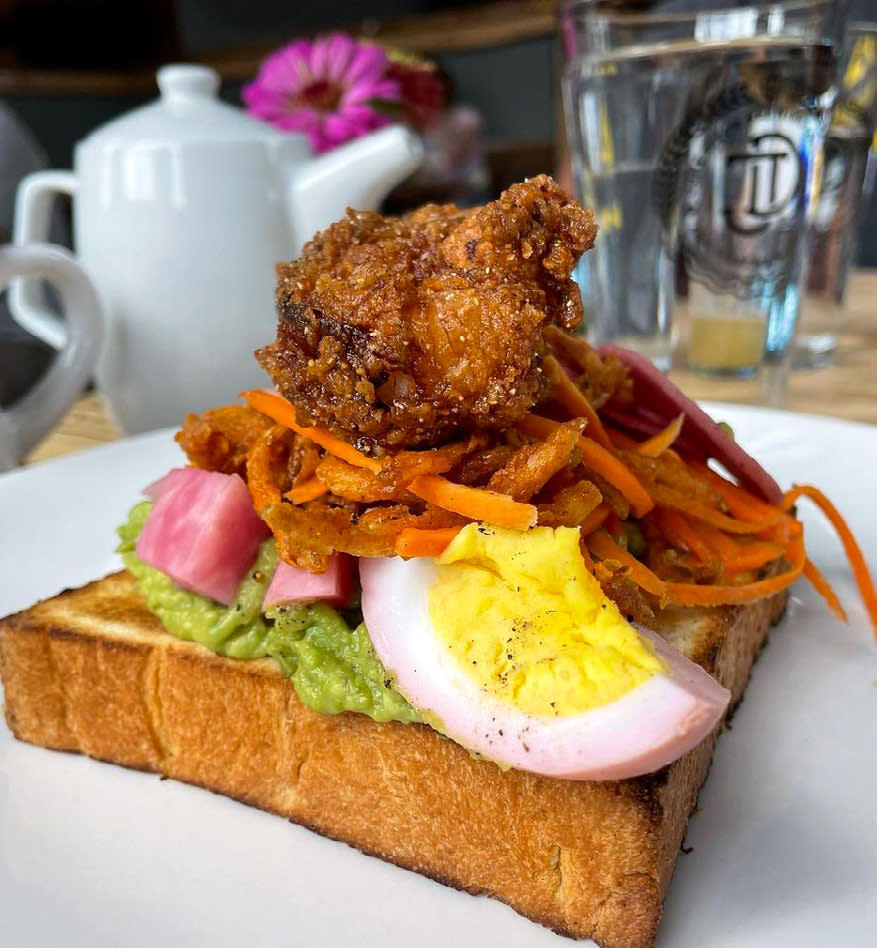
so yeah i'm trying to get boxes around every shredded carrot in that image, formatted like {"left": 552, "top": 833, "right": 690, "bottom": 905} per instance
{"left": 654, "top": 507, "right": 714, "bottom": 565}
{"left": 579, "top": 504, "right": 610, "bottom": 535}
{"left": 803, "top": 558, "right": 848, "bottom": 623}
{"left": 519, "top": 414, "right": 654, "bottom": 517}
{"left": 284, "top": 478, "right": 329, "bottom": 504}
{"left": 242, "top": 390, "right": 382, "bottom": 474}
{"left": 637, "top": 414, "right": 684, "bottom": 458}
{"left": 651, "top": 484, "right": 784, "bottom": 535}
{"left": 696, "top": 521, "right": 745, "bottom": 563}
{"left": 542, "top": 354, "right": 613, "bottom": 449}
{"left": 695, "top": 520, "right": 784, "bottom": 573}
{"left": 665, "top": 526, "right": 806, "bottom": 607}
{"left": 579, "top": 439, "right": 654, "bottom": 518}
{"left": 782, "top": 484, "right": 877, "bottom": 635}
{"left": 408, "top": 474, "right": 537, "bottom": 531}
{"left": 695, "top": 464, "right": 791, "bottom": 525}
{"left": 724, "top": 543, "right": 786, "bottom": 574}
{"left": 394, "top": 527, "right": 461, "bottom": 558}
{"left": 586, "top": 529, "right": 668, "bottom": 601}
{"left": 605, "top": 427, "right": 641, "bottom": 451}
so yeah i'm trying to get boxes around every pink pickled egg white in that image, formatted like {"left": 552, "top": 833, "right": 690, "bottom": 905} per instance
{"left": 360, "top": 555, "right": 731, "bottom": 781}
{"left": 263, "top": 554, "right": 354, "bottom": 608}
{"left": 136, "top": 468, "right": 269, "bottom": 605}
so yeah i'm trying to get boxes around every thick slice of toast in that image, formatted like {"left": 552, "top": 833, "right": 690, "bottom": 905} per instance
{"left": 0, "top": 571, "right": 786, "bottom": 948}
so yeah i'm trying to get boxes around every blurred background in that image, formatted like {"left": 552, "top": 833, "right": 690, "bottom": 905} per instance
{"left": 4, "top": 0, "right": 869, "bottom": 242}
{"left": 1, "top": 0, "right": 875, "bottom": 459}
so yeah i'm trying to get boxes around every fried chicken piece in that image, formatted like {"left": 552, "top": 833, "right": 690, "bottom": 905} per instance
{"left": 257, "top": 175, "right": 597, "bottom": 450}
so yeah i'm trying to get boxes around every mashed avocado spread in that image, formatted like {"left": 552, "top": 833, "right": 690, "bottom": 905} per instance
{"left": 118, "top": 502, "right": 419, "bottom": 724}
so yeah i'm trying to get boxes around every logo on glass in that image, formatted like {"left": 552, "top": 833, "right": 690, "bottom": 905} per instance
{"left": 680, "top": 116, "right": 808, "bottom": 299}
{"left": 724, "top": 133, "right": 803, "bottom": 235}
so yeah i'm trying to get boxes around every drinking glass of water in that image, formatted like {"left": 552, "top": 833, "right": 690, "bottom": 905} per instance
{"left": 559, "top": 0, "right": 844, "bottom": 400}
{"left": 795, "top": 21, "right": 877, "bottom": 368}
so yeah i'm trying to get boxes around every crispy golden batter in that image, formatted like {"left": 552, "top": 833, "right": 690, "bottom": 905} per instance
{"left": 175, "top": 406, "right": 272, "bottom": 478}
{"left": 486, "top": 420, "right": 584, "bottom": 502}
{"left": 257, "top": 175, "right": 597, "bottom": 450}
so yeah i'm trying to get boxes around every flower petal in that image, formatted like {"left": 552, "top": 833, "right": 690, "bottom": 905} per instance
{"left": 344, "top": 76, "right": 401, "bottom": 105}
{"left": 338, "top": 103, "right": 380, "bottom": 125}
{"left": 324, "top": 33, "right": 357, "bottom": 81}
{"left": 309, "top": 33, "right": 347, "bottom": 80}
{"left": 260, "top": 42, "right": 312, "bottom": 93}
{"left": 323, "top": 113, "right": 355, "bottom": 142}
{"left": 341, "top": 106, "right": 390, "bottom": 137}
{"left": 345, "top": 44, "right": 388, "bottom": 84}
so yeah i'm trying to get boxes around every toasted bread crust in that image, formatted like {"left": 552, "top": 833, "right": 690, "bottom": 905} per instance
{"left": 0, "top": 572, "right": 786, "bottom": 948}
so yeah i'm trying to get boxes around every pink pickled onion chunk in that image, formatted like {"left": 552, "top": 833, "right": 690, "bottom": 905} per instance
{"left": 136, "top": 468, "right": 269, "bottom": 605}
{"left": 264, "top": 554, "right": 354, "bottom": 608}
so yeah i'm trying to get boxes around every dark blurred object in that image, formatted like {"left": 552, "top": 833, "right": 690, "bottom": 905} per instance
{"left": 491, "top": 140, "right": 554, "bottom": 193}
{"left": 385, "top": 105, "right": 490, "bottom": 210}
{"left": 385, "top": 55, "right": 448, "bottom": 131}
{"left": 0, "top": 101, "right": 66, "bottom": 409}
{"left": 0, "top": 100, "right": 45, "bottom": 242}
{"left": 0, "top": 330, "right": 53, "bottom": 408}
{"left": 3, "top": 0, "right": 180, "bottom": 69}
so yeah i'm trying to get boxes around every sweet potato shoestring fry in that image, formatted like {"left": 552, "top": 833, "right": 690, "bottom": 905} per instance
{"left": 518, "top": 414, "right": 653, "bottom": 517}
{"left": 782, "top": 485, "right": 877, "bottom": 635}
{"left": 542, "top": 354, "right": 613, "bottom": 449}
{"left": 246, "top": 425, "right": 291, "bottom": 513}
{"left": 487, "top": 421, "right": 583, "bottom": 502}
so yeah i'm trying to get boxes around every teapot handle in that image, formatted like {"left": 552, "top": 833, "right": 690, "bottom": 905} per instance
{"left": 10, "top": 170, "right": 79, "bottom": 350}
{"left": 0, "top": 244, "right": 103, "bottom": 471}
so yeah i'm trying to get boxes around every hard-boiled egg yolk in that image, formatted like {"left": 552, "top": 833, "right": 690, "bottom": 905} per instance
{"left": 427, "top": 524, "right": 665, "bottom": 717}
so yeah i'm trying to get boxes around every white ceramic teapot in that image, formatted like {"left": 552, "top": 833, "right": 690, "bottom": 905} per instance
{"left": 10, "top": 64, "right": 421, "bottom": 434}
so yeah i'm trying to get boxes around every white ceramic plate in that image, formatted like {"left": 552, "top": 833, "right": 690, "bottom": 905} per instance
{"left": 1, "top": 405, "right": 875, "bottom": 948}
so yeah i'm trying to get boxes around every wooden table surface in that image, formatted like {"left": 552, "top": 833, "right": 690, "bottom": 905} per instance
{"left": 25, "top": 271, "right": 877, "bottom": 466}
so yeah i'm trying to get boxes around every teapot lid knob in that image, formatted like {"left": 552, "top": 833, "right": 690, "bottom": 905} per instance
{"left": 157, "top": 64, "right": 220, "bottom": 102}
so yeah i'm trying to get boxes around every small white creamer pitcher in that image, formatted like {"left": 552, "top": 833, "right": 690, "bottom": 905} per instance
{"left": 10, "top": 64, "right": 422, "bottom": 435}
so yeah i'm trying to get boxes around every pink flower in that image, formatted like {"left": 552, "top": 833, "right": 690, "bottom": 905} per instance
{"left": 243, "top": 33, "right": 402, "bottom": 153}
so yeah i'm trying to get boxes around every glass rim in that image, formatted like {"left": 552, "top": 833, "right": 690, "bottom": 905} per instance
{"left": 558, "top": 0, "right": 839, "bottom": 28}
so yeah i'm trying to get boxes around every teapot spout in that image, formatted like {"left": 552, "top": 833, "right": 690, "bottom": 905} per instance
{"left": 288, "top": 125, "right": 422, "bottom": 249}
